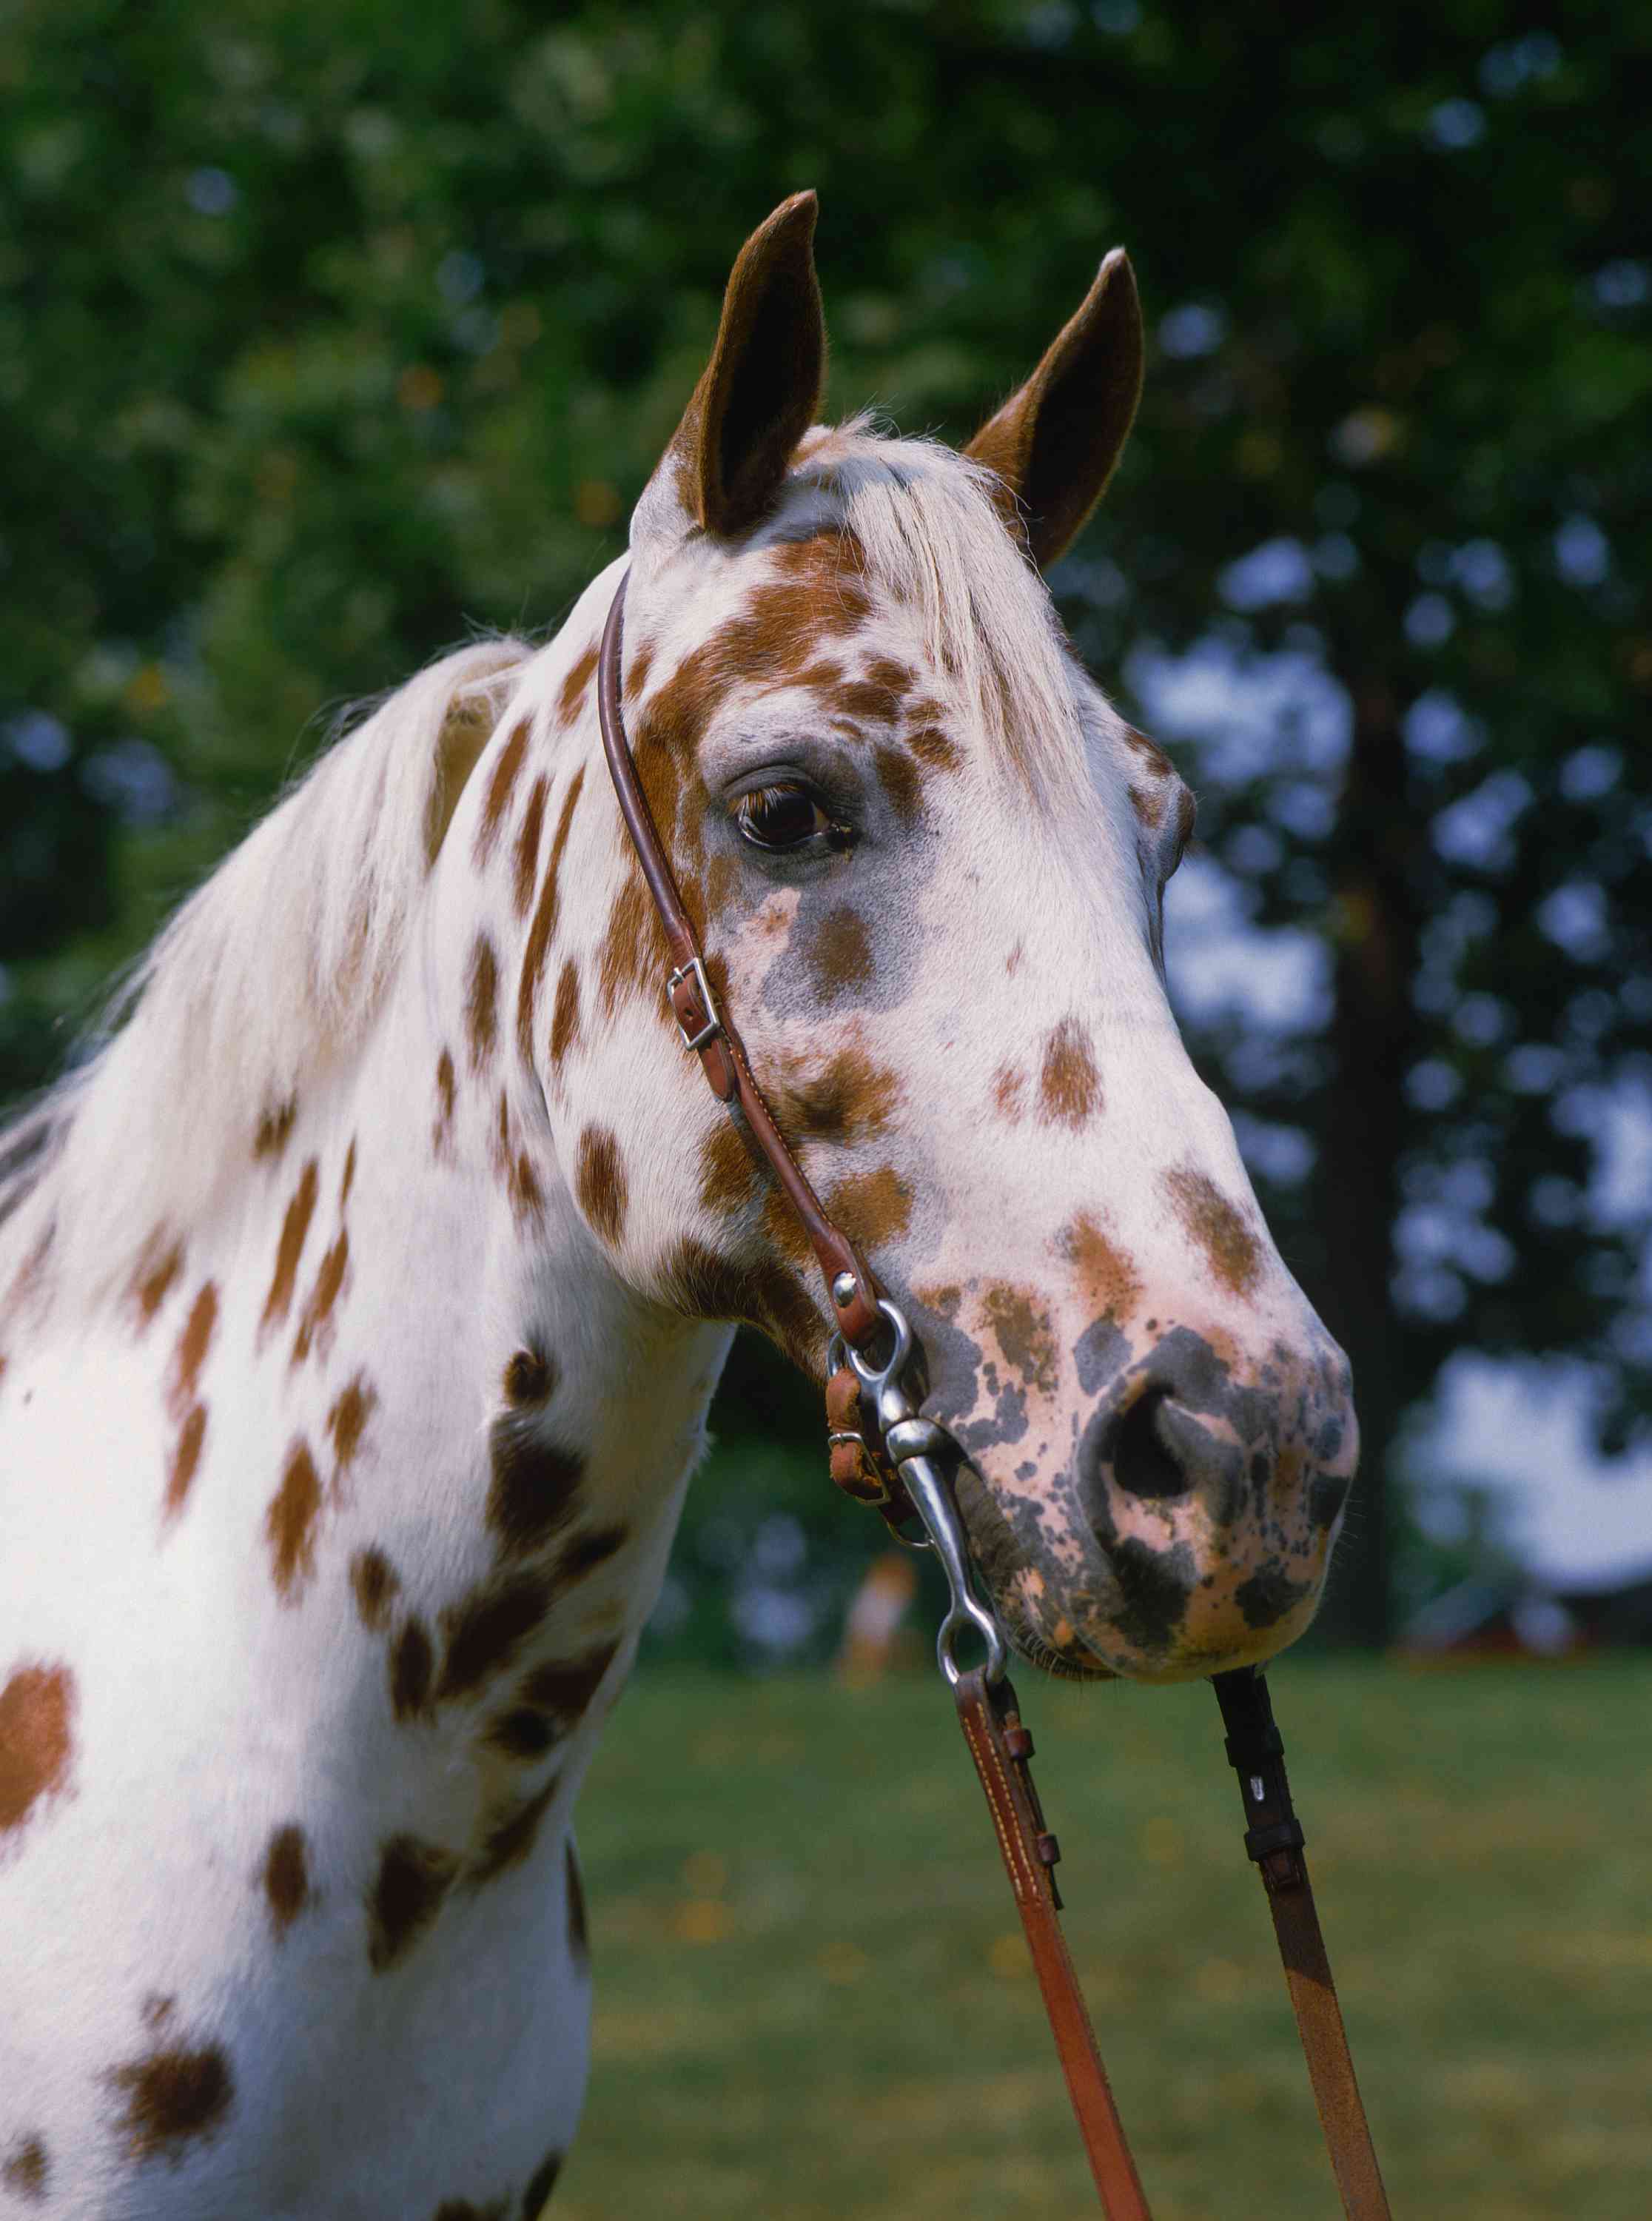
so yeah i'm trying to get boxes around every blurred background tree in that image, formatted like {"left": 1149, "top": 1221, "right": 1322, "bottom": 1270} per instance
{"left": 3, "top": 1, "right": 1647, "bottom": 1649}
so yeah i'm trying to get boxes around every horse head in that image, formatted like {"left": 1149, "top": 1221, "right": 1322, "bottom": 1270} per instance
{"left": 540, "top": 192, "right": 1356, "bottom": 1684}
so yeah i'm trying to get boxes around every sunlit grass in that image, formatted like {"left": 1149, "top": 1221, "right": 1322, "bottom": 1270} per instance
{"left": 551, "top": 1660, "right": 1649, "bottom": 2220}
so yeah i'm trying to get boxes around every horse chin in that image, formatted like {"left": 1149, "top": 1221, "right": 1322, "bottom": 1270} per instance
{"left": 989, "top": 1554, "right": 1323, "bottom": 1688}
{"left": 1000, "top": 1608, "right": 1118, "bottom": 1684}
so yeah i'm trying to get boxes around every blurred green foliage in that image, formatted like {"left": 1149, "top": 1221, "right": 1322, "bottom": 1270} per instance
{"left": 2, "top": 2, "right": 1648, "bottom": 1644}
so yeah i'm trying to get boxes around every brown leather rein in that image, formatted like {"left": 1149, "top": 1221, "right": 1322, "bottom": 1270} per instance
{"left": 595, "top": 567, "right": 1390, "bottom": 2219}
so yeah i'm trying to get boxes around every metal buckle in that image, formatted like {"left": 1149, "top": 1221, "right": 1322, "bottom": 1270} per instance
{"left": 665, "top": 956, "right": 723, "bottom": 1055}
{"left": 830, "top": 1297, "right": 1007, "bottom": 1685}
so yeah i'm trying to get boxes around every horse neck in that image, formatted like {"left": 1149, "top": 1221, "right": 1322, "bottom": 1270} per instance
{"left": 1, "top": 731, "right": 733, "bottom": 1745}
{"left": 186, "top": 819, "right": 734, "bottom": 1664}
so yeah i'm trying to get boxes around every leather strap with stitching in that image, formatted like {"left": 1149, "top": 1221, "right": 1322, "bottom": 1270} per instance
{"left": 954, "top": 1669, "right": 1152, "bottom": 2221}
{"left": 597, "top": 567, "right": 884, "bottom": 1350}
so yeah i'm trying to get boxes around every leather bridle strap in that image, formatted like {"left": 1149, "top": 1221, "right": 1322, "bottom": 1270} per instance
{"left": 954, "top": 1669, "right": 1152, "bottom": 2220}
{"left": 597, "top": 567, "right": 884, "bottom": 1351}
{"left": 1214, "top": 1669, "right": 1391, "bottom": 2220}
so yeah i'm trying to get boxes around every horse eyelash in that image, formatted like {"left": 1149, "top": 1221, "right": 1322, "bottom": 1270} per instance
{"left": 734, "top": 783, "right": 856, "bottom": 850}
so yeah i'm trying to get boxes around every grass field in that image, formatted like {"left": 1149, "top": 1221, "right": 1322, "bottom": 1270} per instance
{"left": 551, "top": 1659, "right": 1648, "bottom": 2220}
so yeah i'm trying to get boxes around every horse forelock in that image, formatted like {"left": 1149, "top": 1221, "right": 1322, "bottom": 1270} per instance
{"left": 640, "top": 418, "right": 1096, "bottom": 810}
{"left": 798, "top": 421, "right": 1089, "bottom": 782}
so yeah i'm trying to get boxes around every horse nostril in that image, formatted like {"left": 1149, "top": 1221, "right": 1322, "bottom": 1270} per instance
{"left": 1111, "top": 1387, "right": 1191, "bottom": 1501}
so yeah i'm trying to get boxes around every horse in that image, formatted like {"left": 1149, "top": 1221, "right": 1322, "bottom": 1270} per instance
{"left": 0, "top": 192, "right": 1356, "bottom": 2219}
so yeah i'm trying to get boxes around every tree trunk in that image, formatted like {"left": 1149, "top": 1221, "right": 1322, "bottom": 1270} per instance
{"left": 1310, "top": 666, "right": 1423, "bottom": 1649}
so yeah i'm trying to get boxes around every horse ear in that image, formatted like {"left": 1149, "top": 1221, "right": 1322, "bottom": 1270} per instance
{"left": 964, "top": 247, "right": 1144, "bottom": 572}
{"left": 662, "top": 190, "right": 826, "bottom": 540}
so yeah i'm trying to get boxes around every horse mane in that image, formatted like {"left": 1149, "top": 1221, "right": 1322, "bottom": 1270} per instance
{"left": 0, "top": 637, "right": 528, "bottom": 1307}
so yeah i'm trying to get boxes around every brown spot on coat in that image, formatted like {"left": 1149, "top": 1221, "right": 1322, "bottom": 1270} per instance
{"left": 552, "top": 1526, "right": 628, "bottom": 1587}
{"left": 390, "top": 1618, "right": 435, "bottom": 1719}
{"left": 465, "top": 937, "right": 500, "bottom": 1074}
{"left": 253, "top": 1099, "right": 297, "bottom": 1161}
{"left": 517, "top": 769, "right": 585, "bottom": 1062}
{"left": 993, "top": 1063, "right": 1025, "bottom": 1122}
{"left": 758, "top": 1182, "right": 813, "bottom": 1270}
{"left": 339, "top": 1138, "right": 357, "bottom": 1208}
{"left": 907, "top": 723, "right": 961, "bottom": 772}
{"left": 132, "top": 1237, "right": 184, "bottom": 1328}
{"left": 873, "top": 743, "right": 923, "bottom": 825}
{"left": 434, "top": 1048, "right": 457, "bottom": 1157}
{"left": 473, "top": 720, "right": 529, "bottom": 867}
{"left": 864, "top": 654, "right": 916, "bottom": 700}
{"left": 263, "top": 1160, "right": 319, "bottom": 1333}
{"left": 486, "top": 1637, "right": 620, "bottom": 1761}
{"left": 807, "top": 908, "right": 873, "bottom": 999}
{"left": 595, "top": 873, "right": 668, "bottom": 1018}
{"left": 510, "top": 1150, "right": 545, "bottom": 1227}
{"left": 266, "top": 1440, "right": 323, "bottom": 1601}
{"left": 170, "top": 1284, "right": 218, "bottom": 1415}
{"left": 470, "top": 1775, "right": 558, "bottom": 1885}
{"left": 106, "top": 2030, "right": 234, "bottom": 2160}
{"left": 367, "top": 1835, "right": 460, "bottom": 1970}
{"left": 487, "top": 1424, "right": 585, "bottom": 1558}
{"left": 660, "top": 1237, "right": 822, "bottom": 1373}
{"left": 437, "top": 1572, "right": 554, "bottom": 1701}
{"left": 575, "top": 1128, "right": 628, "bottom": 1248}
{"left": 162, "top": 1283, "right": 218, "bottom": 1521}
{"left": 557, "top": 645, "right": 598, "bottom": 728}
{"left": 834, "top": 670, "right": 908, "bottom": 726}
{"left": 624, "top": 634, "right": 655, "bottom": 704}
{"left": 426, "top": 696, "right": 496, "bottom": 864}
{"left": 327, "top": 1374, "right": 377, "bottom": 1473}
{"left": 824, "top": 1163, "right": 912, "bottom": 1253}
{"left": 637, "top": 538, "right": 873, "bottom": 794}
{"left": 549, "top": 960, "right": 580, "bottom": 1071}
{"left": 698, "top": 1117, "right": 759, "bottom": 1219}
{"left": 1038, "top": 1019, "right": 1101, "bottom": 1129}
{"left": 511, "top": 775, "right": 548, "bottom": 920}
{"left": 1164, "top": 1165, "right": 1262, "bottom": 1296}
{"left": 433, "top": 2202, "right": 507, "bottom": 2221}
{"left": 1121, "top": 724, "right": 1176, "bottom": 778}
{"left": 519, "top": 1643, "right": 620, "bottom": 1725}
{"left": 486, "top": 1706, "right": 560, "bottom": 1762}
{"left": 262, "top": 1823, "right": 314, "bottom": 1937}
{"left": 1061, "top": 1213, "right": 1144, "bottom": 1319}
{"left": 0, "top": 1661, "right": 74, "bottom": 1835}
{"left": 292, "top": 1229, "right": 349, "bottom": 1367}
{"left": 503, "top": 1346, "right": 554, "bottom": 1404}
{"left": 1, "top": 2137, "right": 47, "bottom": 2200}
{"left": 982, "top": 1285, "right": 1059, "bottom": 1395}
{"left": 165, "top": 1405, "right": 207, "bottom": 1521}
{"left": 351, "top": 1547, "right": 400, "bottom": 1630}
{"left": 776, "top": 1046, "right": 900, "bottom": 1143}
{"left": 1129, "top": 780, "right": 1166, "bottom": 830}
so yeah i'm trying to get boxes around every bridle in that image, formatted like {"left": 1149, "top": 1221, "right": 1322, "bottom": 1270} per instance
{"left": 596, "top": 567, "right": 1391, "bottom": 2219}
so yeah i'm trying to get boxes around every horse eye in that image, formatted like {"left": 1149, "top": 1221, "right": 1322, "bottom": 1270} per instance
{"left": 734, "top": 783, "right": 833, "bottom": 852}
